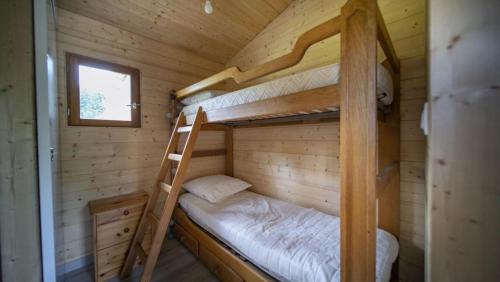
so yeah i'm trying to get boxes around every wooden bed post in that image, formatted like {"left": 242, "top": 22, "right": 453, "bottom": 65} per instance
{"left": 339, "top": 0, "right": 378, "bottom": 281}
{"left": 378, "top": 60, "right": 401, "bottom": 280}
{"left": 378, "top": 61, "right": 400, "bottom": 238}
{"left": 225, "top": 126, "right": 234, "bottom": 176}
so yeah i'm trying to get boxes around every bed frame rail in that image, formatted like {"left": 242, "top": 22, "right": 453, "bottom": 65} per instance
{"left": 377, "top": 7, "right": 400, "bottom": 73}
{"left": 185, "top": 85, "right": 338, "bottom": 124}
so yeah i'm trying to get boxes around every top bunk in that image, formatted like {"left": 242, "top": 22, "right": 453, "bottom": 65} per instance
{"left": 174, "top": 1, "right": 399, "bottom": 125}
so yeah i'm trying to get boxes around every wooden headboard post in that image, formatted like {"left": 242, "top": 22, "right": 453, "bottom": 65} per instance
{"left": 377, "top": 60, "right": 400, "bottom": 239}
{"left": 225, "top": 126, "right": 234, "bottom": 176}
{"left": 377, "top": 60, "right": 401, "bottom": 281}
{"left": 339, "top": 0, "right": 378, "bottom": 281}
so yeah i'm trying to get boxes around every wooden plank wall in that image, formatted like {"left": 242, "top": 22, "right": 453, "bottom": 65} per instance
{"left": 428, "top": 0, "right": 500, "bottom": 280}
{"left": 234, "top": 124, "right": 340, "bottom": 214}
{"left": 54, "top": 8, "right": 225, "bottom": 267}
{"left": 0, "top": 0, "right": 42, "bottom": 280}
{"left": 179, "top": 131, "right": 226, "bottom": 181}
{"left": 229, "top": 0, "right": 426, "bottom": 280}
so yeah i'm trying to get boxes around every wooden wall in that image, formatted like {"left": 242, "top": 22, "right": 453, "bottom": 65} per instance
{"left": 181, "top": 131, "right": 226, "bottom": 182}
{"left": 234, "top": 123, "right": 340, "bottom": 214}
{"left": 0, "top": 0, "right": 42, "bottom": 280}
{"left": 427, "top": 0, "right": 500, "bottom": 280}
{"left": 54, "top": 8, "right": 225, "bottom": 268}
{"left": 230, "top": 0, "right": 427, "bottom": 280}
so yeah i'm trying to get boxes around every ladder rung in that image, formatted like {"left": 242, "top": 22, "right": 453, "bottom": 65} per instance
{"left": 135, "top": 243, "right": 147, "bottom": 261}
{"left": 168, "top": 153, "right": 182, "bottom": 162}
{"left": 147, "top": 211, "right": 160, "bottom": 226}
{"left": 177, "top": 126, "right": 192, "bottom": 133}
{"left": 160, "top": 182, "right": 172, "bottom": 194}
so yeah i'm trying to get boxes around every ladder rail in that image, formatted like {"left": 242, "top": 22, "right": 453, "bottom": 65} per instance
{"left": 120, "top": 108, "right": 205, "bottom": 282}
{"left": 120, "top": 113, "right": 187, "bottom": 279}
{"left": 140, "top": 108, "right": 204, "bottom": 282}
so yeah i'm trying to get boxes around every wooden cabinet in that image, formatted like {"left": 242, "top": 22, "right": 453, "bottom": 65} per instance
{"left": 89, "top": 191, "right": 150, "bottom": 282}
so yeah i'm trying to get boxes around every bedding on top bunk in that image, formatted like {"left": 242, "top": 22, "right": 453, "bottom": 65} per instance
{"left": 178, "top": 190, "right": 399, "bottom": 282}
{"left": 181, "top": 63, "right": 394, "bottom": 116}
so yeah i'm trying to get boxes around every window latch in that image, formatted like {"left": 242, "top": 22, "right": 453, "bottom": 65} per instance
{"left": 126, "top": 102, "right": 140, "bottom": 110}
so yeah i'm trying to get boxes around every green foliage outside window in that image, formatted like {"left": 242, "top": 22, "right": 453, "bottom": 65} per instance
{"left": 80, "top": 91, "right": 105, "bottom": 119}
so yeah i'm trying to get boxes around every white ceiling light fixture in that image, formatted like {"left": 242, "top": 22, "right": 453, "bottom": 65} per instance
{"left": 204, "top": 0, "right": 213, "bottom": 14}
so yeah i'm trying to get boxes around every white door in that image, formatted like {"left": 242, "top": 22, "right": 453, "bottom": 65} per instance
{"left": 34, "top": 0, "right": 58, "bottom": 280}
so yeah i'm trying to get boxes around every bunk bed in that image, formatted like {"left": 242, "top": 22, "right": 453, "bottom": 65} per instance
{"left": 121, "top": 0, "right": 400, "bottom": 281}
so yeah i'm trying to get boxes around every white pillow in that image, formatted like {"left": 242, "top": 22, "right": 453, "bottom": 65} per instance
{"left": 180, "top": 90, "right": 227, "bottom": 105}
{"left": 183, "top": 175, "right": 252, "bottom": 203}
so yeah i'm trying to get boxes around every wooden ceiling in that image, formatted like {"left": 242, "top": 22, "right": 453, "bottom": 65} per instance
{"left": 57, "top": 0, "right": 292, "bottom": 64}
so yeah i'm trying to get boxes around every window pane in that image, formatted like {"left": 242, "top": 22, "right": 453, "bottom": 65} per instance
{"left": 78, "top": 65, "right": 132, "bottom": 121}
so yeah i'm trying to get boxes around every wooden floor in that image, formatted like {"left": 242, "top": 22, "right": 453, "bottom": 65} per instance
{"left": 61, "top": 239, "right": 218, "bottom": 282}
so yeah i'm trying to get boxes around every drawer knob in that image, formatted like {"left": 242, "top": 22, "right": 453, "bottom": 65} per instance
{"left": 124, "top": 227, "right": 130, "bottom": 233}
{"left": 116, "top": 233, "right": 121, "bottom": 237}
{"left": 123, "top": 210, "right": 130, "bottom": 215}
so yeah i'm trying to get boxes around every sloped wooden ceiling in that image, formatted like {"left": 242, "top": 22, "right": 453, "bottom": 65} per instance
{"left": 56, "top": 0, "right": 292, "bottom": 64}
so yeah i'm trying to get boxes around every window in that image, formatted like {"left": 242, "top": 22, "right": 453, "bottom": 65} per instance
{"left": 66, "top": 53, "right": 140, "bottom": 127}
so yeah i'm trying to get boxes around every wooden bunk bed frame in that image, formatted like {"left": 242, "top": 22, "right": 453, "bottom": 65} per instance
{"left": 169, "top": 0, "right": 400, "bottom": 281}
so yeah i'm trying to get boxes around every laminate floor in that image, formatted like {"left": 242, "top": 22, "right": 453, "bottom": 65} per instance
{"left": 60, "top": 239, "right": 218, "bottom": 282}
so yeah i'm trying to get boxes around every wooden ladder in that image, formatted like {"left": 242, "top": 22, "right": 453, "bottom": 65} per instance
{"left": 120, "top": 108, "right": 204, "bottom": 282}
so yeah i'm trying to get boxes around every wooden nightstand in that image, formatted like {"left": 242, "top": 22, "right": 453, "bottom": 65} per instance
{"left": 88, "top": 191, "right": 151, "bottom": 281}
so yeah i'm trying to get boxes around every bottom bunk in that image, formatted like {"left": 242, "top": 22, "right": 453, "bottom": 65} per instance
{"left": 173, "top": 189, "right": 399, "bottom": 282}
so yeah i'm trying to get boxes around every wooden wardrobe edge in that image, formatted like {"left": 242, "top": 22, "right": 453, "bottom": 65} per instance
{"left": 173, "top": 207, "right": 273, "bottom": 282}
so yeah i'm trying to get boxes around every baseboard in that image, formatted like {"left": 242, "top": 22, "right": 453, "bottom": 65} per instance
{"left": 56, "top": 254, "right": 93, "bottom": 277}
{"left": 55, "top": 254, "right": 144, "bottom": 281}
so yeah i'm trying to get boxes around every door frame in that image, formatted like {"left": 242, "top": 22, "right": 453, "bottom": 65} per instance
{"left": 34, "top": 0, "right": 57, "bottom": 280}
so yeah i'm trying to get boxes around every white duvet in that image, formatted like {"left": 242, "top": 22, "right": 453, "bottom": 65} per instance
{"left": 178, "top": 191, "right": 399, "bottom": 282}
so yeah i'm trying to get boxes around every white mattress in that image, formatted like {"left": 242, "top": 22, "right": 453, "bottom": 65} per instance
{"left": 182, "top": 63, "right": 394, "bottom": 116}
{"left": 178, "top": 191, "right": 399, "bottom": 282}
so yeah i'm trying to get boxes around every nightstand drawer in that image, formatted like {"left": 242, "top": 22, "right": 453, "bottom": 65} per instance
{"left": 96, "top": 231, "right": 152, "bottom": 278}
{"left": 96, "top": 266, "right": 120, "bottom": 282}
{"left": 96, "top": 204, "right": 145, "bottom": 226}
{"left": 97, "top": 240, "right": 131, "bottom": 276}
{"left": 97, "top": 215, "right": 141, "bottom": 250}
